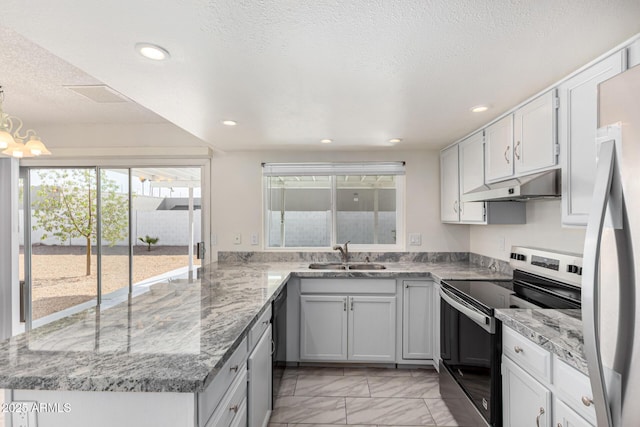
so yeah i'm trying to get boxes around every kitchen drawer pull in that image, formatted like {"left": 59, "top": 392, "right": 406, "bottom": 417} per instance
{"left": 514, "top": 345, "right": 523, "bottom": 353}
{"left": 581, "top": 395, "right": 594, "bottom": 407}
{"left": 229, "top": 404, "right": 239, "bottom": 413}
{"left": 514, "top": 140, "right": 521, "bottom": 160}
{"left": 536, "top": 407, "right": 545, "bottom": 427}
{"left": 230, "top": 365, "right": 239, "bottom": 373}
{"left": 504, "top": 146, "right": 511, "bottom": 164}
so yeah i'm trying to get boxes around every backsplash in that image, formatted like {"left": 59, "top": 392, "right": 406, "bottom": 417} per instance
{"left": 217, "top": 251, "right": 469, "bottom": 263}
{"left": 469, "top": 253, "right": 513, "bottom": 275}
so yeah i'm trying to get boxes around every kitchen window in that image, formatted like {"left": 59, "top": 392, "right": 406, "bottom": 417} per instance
{"left": 263, "top": 162, "right": 405, "bottom": 249}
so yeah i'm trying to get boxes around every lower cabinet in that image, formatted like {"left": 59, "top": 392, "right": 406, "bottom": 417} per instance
{"left": 248, "top": 325, "right": 272, "bottom": 427}
{"left": 402, "top": 281, "right": 434, "bottom": 360}
{"left": 502, "top": 356, "right": 551, "bottom": 427}
{"left": 300, "top": 294, "right": 396, "bottom": 362}
{"left": 502, "top": 325, "right": 595, "bottom": 427}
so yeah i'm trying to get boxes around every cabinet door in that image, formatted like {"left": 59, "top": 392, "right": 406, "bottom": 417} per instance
{"left": 514, "top": 90, "right": 558, "bottom": 175}
{"left": 402, "top": 281, "right": 434, "bottom": 360}
{"left": 502, "top": 356, "right": 551, "bottom": 427}
{"left": 248, "top": 325, "right": 272, "bottom": 427}
{"left": 300, "top": 295, "right": 348, "bottom": 361}
{"left": 559, "top": 51, "right": 624, "bottom": 226}
{"left": 485, "top": 115, "right": 514, "bottom": 183}
{"left": 554, "top": 398, "right": 594, "bottom": 427}
{"left": 348, "top": 296, "right": 396, "bottom": 362}
{"left": 440, "top": 144, "right": 460, "bottom": 222}
{"left": 458, "top": 132, "right": 487, "bottom": 223}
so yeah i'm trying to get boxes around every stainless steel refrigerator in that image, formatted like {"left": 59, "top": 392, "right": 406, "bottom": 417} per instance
{"left": 583, "top": 63, "right": 640, "bottom": 426}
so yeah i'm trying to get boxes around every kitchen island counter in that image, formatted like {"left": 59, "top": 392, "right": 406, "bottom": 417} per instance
{"left": 0, "top": 258, "right": 510, "bottom": 394}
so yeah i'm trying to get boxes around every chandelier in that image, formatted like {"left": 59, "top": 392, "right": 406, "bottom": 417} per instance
{"left": 0, "top": 85, "right": 51, "bottom": 158}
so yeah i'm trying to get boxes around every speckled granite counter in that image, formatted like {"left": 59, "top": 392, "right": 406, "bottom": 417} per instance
{"left": 0, "top": 258, "right": 510, "bottom": 394}
{"left": 496, "top": 308, "right": 587, "bottom": 375}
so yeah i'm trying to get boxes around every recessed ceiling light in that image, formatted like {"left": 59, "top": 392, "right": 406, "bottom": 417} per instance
{"left": 471, "top": 105, "right": 489, "bottom": 113}
{"left": 389, "top": 138, "right": 402, "bottom": 144}
{"left": 320, "top": 139, "right": 332, "bottom": 144}
{"left": 135, "top": 43, "right": 170, "bottom": 61}
{"left": 222, "top": 120, "right": 237, "bottom": 126}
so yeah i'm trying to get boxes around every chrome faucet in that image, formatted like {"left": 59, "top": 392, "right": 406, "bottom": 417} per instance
{"left": 332, "top": 241, "right": 350, "bottom": 264}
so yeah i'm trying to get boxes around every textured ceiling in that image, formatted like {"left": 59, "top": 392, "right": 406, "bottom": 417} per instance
{"left": 0, "top": 27, "right": 166, "bottom": 126}
{"left": 1, "top": 1, "right": 640, "bottom": 151}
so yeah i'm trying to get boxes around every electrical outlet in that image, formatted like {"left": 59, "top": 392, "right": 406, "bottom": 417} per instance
{"left": 11, "top": 401, "right": 37, "bottom": 427}
{"left": 250, "top": 233, "right": 259, "bottom": 245}
{"left": 233, "top": 233, "right": 242, "bottom": 245}
{"left": 498, "top": 236, "right": 506, "bottom": 252}
{"left": 408, "top": 233, "right": 422, "bottom": 246}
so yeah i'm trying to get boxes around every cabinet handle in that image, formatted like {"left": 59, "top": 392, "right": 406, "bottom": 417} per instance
{"left": 343, "top": 298, "right": 347, "bottom": 311}
{"left": 262, "top": 320, "right": 269, "bottom": 325}
{"left": 229, "top": 404, "right": 239, "bottom": 413}
{"left": 504, "top": 146, "right": 511, "bottom": 164}
{"left": 557, "top": 424, "right": 563, "bottom": 427}
{"left": 271, "top": 339, "right": 276, "bottom": 355}
{"left": 536, "top": 407, "right": 545, "bottom": 427}
{"left": 350, "top": 299, "right": 354, "bottom": 311}
{"left": 514, "top": 345, "right": 523, "bottom": 353}
{"left": 453, "top": 200, "right": 459, "bottom": 213}
{"left": 230, "top": 365, "right": 239, "bottom": 372}
{"left": 514, "top": 140, "right": 521, "bottom": 160}
{"left": 581, "top": 396, "right": 594, "bottom": 407}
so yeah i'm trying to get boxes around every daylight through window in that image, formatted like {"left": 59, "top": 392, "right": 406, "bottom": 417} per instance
{"left": 263, "top": 162, "right": 405, "bottom": 249}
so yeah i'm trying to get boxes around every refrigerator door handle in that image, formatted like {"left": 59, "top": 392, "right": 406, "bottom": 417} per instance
{"left": 582, "top": 138, "right": 616, "bottom": 427}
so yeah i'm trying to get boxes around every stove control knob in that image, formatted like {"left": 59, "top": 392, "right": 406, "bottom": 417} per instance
{"left": 516, "top": 254, "right": 526, "bottom": 261}
{"left": 568, "top": 265, "right": 577, "bottom": 273}
{"left": 510, "top": 252, "right": 517, "bottom": 260}
{"left": 578, "top": 267, "right": 583, "bottom": 276}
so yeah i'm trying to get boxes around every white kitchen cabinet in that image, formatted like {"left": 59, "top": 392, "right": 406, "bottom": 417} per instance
{"left": 513, "top": 90, "right": 558, "bottom": 175}
{"left": 440, "top": 144, "right": 461, "bottom": 222}
{"left": 502, "top": 356, "right": 551, "bottom": 427}
{"left": 559, "top": 51, "right": 625, "bottom": 226}
{"left": 402, "top": 281, "right": 434, "bottom": 360}
{"left": 440, "top": 142, "right": 526, "bottom": 225}
{"left": 300, "top": 295, "right": 348, "bottom": 361}
{"left": 484, "top": 115, "right": 514, "bottom": 183}
{"left": 458, "top": 132, "right": 488, "bottom": 222}
{"left": 248, "top": 325, "right": 272, "bottom": 427}
{"left": 348, "top": 296, "right": 396, "bottom": 362}
{"left": 554, "top": 398, "right": 594, "bottom": 427}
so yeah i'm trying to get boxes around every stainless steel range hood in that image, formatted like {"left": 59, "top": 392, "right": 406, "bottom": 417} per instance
{"left": 461, "top": 169, "right": 560, "bottom": 202}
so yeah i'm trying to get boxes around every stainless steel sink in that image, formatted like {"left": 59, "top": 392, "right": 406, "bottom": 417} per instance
{"left": 346, "top": 263, "right": 387, "bottom": 270}
{"left": 308, "top": 263, "right": 347, "bottom": 270}
{"left": 307, "top": 263, "right": 386, "bottom": 270}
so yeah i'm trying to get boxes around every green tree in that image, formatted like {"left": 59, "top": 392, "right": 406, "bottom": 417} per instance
{"left": 32, "top": 169, "right": 128, "bottom": 276}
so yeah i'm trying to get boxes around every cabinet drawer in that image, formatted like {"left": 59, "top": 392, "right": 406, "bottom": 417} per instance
{"left": 502, "top": 327, "right": 551, "bottom": 382}
{"left": 248, "top": 305, "right": 272, "bottom": 350}
{"left": 198, "top": 336, "right": 248, "bottom": 425}
{"left": 553, "top": 358, "right": 596, "bottom": 425}
{"left": 301, "top": 279, "right": 396, "bottom": 294}
{"left": 206, "top": 366, "right": 248, "bottom": 427}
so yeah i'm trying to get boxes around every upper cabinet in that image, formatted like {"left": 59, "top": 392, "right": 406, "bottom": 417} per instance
{"left": 628, "top": 38, "right": 640, "bottom": 68}
{"left": 440, "top": 144, "right": 461, "bottom": 223}
{"left": 485, "top": 91, "right": 558, "bottom": 184}
{"left": 484, "top": 115, "right": 514, "bottom": 183}
{"left": 513, "top": 90, "right": 558, "bottom": 175}
{"left": 458, "top": 132, "right": 488, "bottom": 222}
{"left": 558, "top": 51, "right": 625, "bottom": 226}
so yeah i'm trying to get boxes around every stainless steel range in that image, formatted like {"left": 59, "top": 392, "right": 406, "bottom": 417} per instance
{"left": 439, "top": 247, "right": 583, "bottom": 427}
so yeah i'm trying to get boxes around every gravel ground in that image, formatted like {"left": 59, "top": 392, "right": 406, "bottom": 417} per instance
{"left": 19, "top": 245, "right": 199, "bottom": 320}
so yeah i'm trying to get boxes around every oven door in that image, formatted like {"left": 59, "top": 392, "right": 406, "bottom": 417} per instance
{"left": 440, "top": 287, "right": 501, "bottom": 426}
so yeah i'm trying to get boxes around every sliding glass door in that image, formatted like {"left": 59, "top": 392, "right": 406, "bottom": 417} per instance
{"left": 23, "top": 166, "right": 203, "bottom": 326}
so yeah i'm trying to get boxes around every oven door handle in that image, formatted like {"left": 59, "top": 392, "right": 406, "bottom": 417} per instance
{"left": 440, "top": 288, "right": 495, "bottom": 334}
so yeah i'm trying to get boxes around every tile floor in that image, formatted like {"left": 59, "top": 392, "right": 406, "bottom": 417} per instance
{"left": 269, "top": 366, "right": 477, "bottom": 426}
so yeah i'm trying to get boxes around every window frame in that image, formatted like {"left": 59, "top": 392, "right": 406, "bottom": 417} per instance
{"left": 262, "top": 163, "right": 405, "bottom": 251}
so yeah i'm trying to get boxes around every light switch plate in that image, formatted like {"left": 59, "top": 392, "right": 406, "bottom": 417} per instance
{"left": 409, "top": 233, "right": 422, "bottom": 246}
{"left": 250, "top": 233, "right": 259, "bottom": 245}
{"left": 233, "top": 233, "right": 242, "bottom": 245}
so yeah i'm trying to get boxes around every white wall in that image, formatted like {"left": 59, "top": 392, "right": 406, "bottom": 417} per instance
{"left": 469, "top": 199, "right": 586, "bottom": 261}
{"left": 210, "top": 149, "right": 470, "bottom": 258}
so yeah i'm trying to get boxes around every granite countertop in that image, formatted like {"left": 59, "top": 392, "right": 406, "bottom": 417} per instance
{"left": 496, "top": 308, "right": 587, "bottom": 375}
{"left": 0, "top": 258, "right": 510, "bottom": 394}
